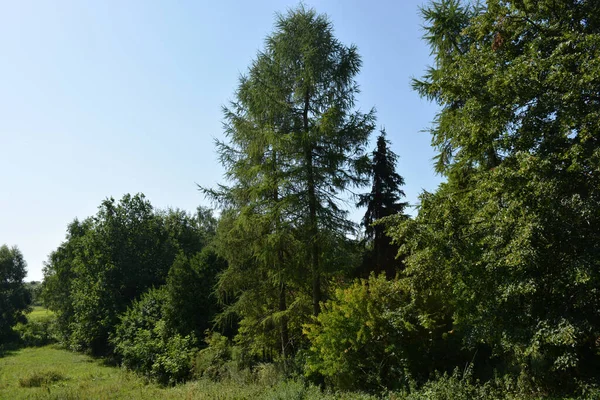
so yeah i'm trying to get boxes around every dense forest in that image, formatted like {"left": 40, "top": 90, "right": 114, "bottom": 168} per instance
{"left": 3, "top": 0, "right": 600, "bottom": 398}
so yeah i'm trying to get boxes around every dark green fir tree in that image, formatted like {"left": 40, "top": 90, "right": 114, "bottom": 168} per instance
{"left": 358, "top": 130, "right": 408, "bottom": 278}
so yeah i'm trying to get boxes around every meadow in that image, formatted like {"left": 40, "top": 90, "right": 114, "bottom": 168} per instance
{"left": 0, "top": 345, "right": 380, "bottom": 400}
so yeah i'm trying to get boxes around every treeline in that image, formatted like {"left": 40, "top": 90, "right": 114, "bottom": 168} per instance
{"left": 39, "top": 0, "right": 600, "bottom": 398}
{"left": 0, "top": 245, "right": 30, "bottom": 344}
{"left": 41, "top": 195, "right": 225, "bottom": 382}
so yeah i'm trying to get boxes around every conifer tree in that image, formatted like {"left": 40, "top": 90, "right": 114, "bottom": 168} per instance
{"left": 396, "top": 0, "right": 600, "bottom": 383}
{"left": 205, "top": 5, "right": 375, "bottom": 357}
{"left": 358, "top": 130, "right": 408, "bottom": 277}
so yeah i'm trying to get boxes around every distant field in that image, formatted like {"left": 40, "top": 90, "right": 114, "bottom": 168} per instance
{"left": 0, "top": 345, "right": 365, "bottom": 400}
{"left": 27, "top": 306, "right": 55, "bottom": 322}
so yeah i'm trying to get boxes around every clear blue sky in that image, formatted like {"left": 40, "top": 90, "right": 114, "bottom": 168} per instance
{"left": 1, "top": 0, "right": 442, "bottom": 281}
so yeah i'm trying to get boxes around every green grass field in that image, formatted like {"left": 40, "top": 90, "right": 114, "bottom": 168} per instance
{"left": 0, "top": 345, "right": 178, "bottom": 399}
{"left": 0, "top": 345, "right": 374, "bottom": 400}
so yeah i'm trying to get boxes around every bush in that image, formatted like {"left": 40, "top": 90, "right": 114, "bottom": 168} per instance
{"left": 395, "top": 368, "right": 600, "bottom": 400}
{"left": 304, "top": 274, "right": 424, "bottom": 392}
{"left": 0, "top": 245, "right": 31, "bottom": 342}
{"left": 111, "top": 288, "right": 197, "bottom": 385}
{"left": 194, "top": 332, "right": 258, "bottom": 384}
{"left": 194, "top": 332, "right": 234, "bottom": 381}
{"left": 14, "top": 315, "right": 58, "bottom": 347}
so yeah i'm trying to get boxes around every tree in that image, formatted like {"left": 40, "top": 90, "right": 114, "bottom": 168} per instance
{"left": 66, "top": 194, "right": 172, "bottom": 353}
{"left": 43, "top": 194, "right": 213, "bottom": 354}
{"left": 25, "top": 281, "right": 43, "bottom": 307}
{"left": 0, "top": 245, "right": 30, "bottom": 341}
{"left": 205, "top": 5, "right": 375, "bottom": 358}
{"left": 42, "top": 219, "right": 89, "bottom": 342}
{"left": 357, "top": 130, "right": 408, "bottom": 278}
{"left": 268, "top": 7, "right": 376, "bottom": 316}
{"left": 163, "top": 248, "right": 226, "bottom": 339}
{"left": 398, "top": 0, "right": 600, "bottom": 385}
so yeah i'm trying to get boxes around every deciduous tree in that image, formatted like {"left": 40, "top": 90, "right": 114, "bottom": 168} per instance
{"left": 398, "top": 0, "right": 600, "bottom": 384}
{"left": 0, "top": 245, "right": 30, "bottom": 341}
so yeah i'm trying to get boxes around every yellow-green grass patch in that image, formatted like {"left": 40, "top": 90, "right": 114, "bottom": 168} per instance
{"left": 26, "top": 306, "right": 55, "bottom": 322}
{"left": 0, "top": 345, "right": 174, "bottom": 399}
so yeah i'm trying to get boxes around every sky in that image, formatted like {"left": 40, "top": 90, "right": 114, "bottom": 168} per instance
{"left": 0, "top": 0, "right": 443, "bottom": 281}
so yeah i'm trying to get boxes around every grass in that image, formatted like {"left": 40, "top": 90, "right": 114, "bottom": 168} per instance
{"left": 0, "top": 345, "right": 377, "bottom": 399}
{"left": 0, "top": 345, "right": 169, "bottom": 399}
{"left": 19, "top": 370, "right": 67, "bottom": 387}
{"left": 27, "top": 306, "right": 55, "bottom": 322}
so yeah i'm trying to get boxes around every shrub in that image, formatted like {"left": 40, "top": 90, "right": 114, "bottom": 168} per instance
{"left": 193, "top": 332, "right": 257, "bottom": 384}
{"left": 304, "top": 274, "right": 428, "bottom": 392}
{"left": 194, "top": 332, "right": 233, "bottom": 381}
{"left": 14, "top": 315, "right": 58, "bottom": 347}
{"left": 111, "top": 288, "right": 197, "bottom": 385}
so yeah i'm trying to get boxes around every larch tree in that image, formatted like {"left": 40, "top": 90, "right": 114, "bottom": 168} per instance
{"left": 269, "top": 7, "right": 376, "bottom": 316}
{"left": 205, "top": 5, "right": 375, "bottom": 357}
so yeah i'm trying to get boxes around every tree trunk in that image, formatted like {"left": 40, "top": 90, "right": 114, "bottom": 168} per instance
{"left": 304, "top": 90, "right": 321, "bottom": 316}
{"left": 279, "top": 277, "right": 289, "bottom": 357}
{"left": 273, "top": 151, "right": 290, "bottom": 356}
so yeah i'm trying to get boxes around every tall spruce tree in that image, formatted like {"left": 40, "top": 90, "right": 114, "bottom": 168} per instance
{"left": 358, "top": 130, "right": 408, "bottom": 278}
{"left": 205, "top": 5, "right": 375, "bottom": 357}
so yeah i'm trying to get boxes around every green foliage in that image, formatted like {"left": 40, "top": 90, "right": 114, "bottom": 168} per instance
{"left": 14, "top": 313, "right": 57, "bottom": 347}
{"left": 111, "top": 287, "right": 197, "bottom": 385}
{"left": 194, "top": 332, "right": 295, "bottom": 386}
{"left": 205, "top": 4, "right": 375, "bottom": 363}
{"left": 26, "top": 2, "right": 600, "bottom": 398}
{"left": 43, "top": 194, "right": 215, "bottom": 355}
{"left": 305, "top": 274, "right": 428, "bottom": 392}
{"left": 0, "top": 245, "right": 31, "bottom": 342}
{"left": 24, "top": 281, "right": 43, "bottom": 307}
{"left": 67, "top": 194, "right": 174, "bottom": 354}
{"left": 41, "top": 218, "right": 87, "bottom": 344}
{"left": 395, "top": 155, "right": 600, "bottom": 383}
{"left": 398, "top": 0, "right": 600, "bottom": 389}
{"left": 164, "top": 248, "right": 226, "bottom": 339}
{"left": 357, "top": 130, "right": 408, "bottom": 278}
{"left": 194, "top": 332, "right": 235, "bottom": 381}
